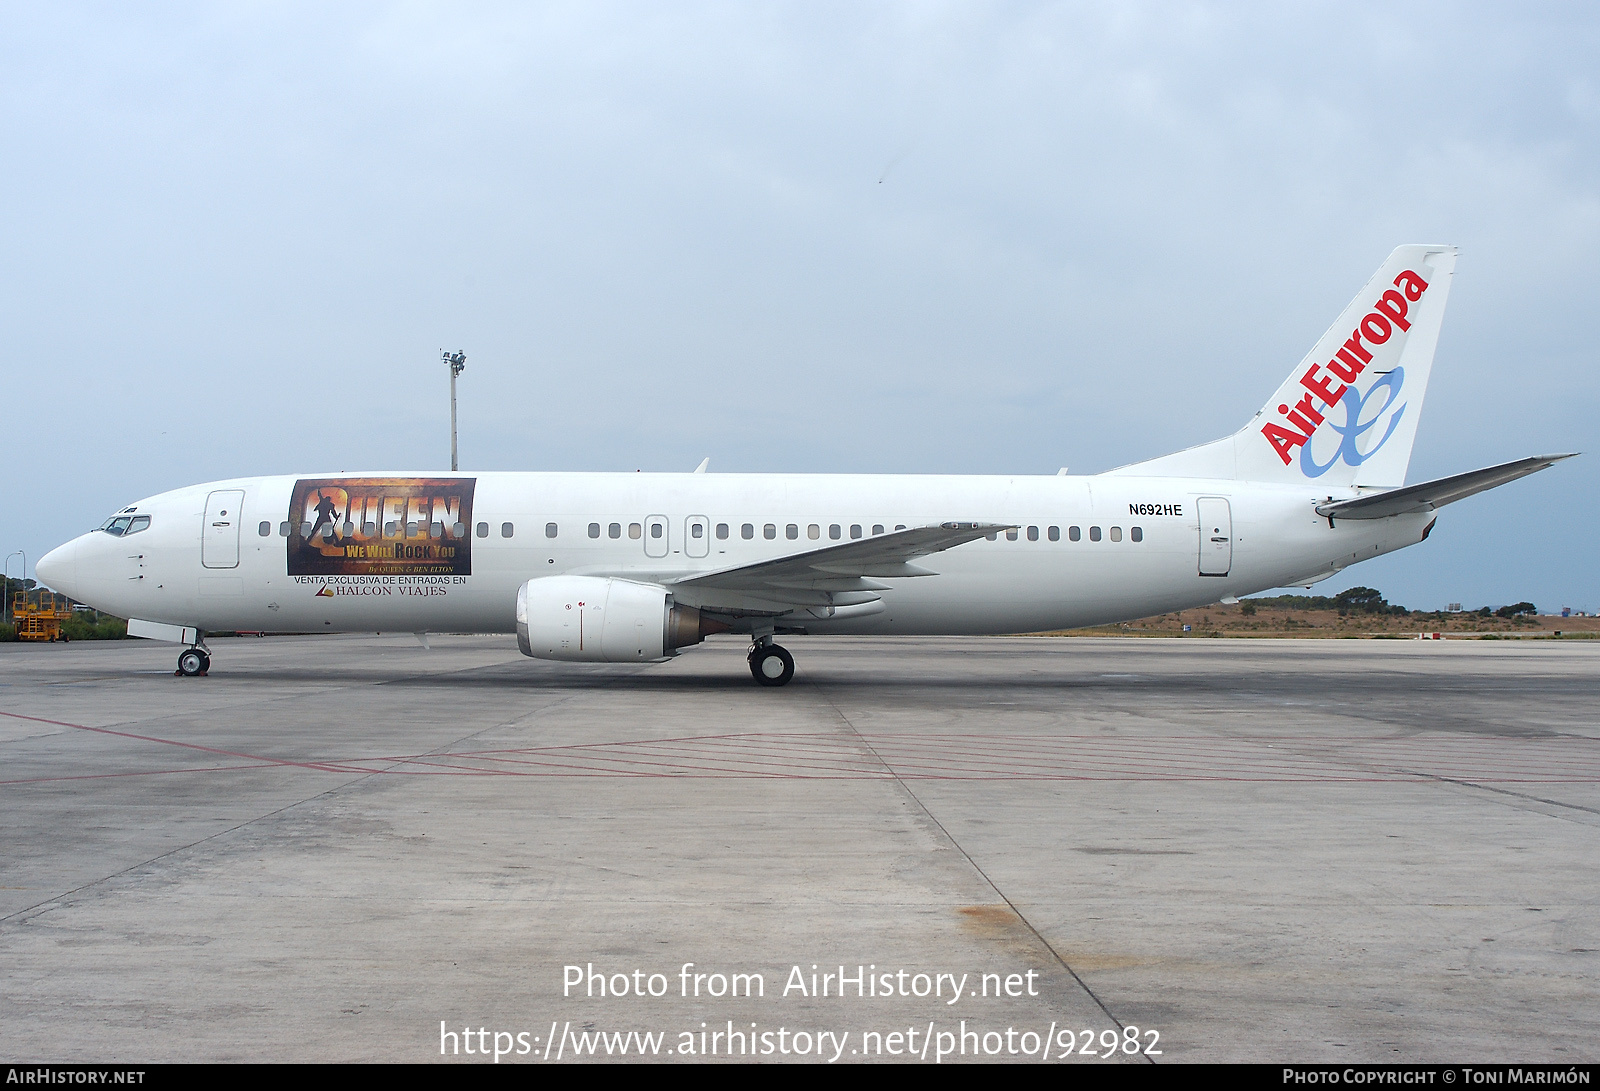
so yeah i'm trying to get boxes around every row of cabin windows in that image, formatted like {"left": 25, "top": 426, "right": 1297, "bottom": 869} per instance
{"left": 990, "top": 525, "right": 1143, "bottom": 543}
{"left": 578, "top": 522, "right": 908, "bottom": 541}
{"left": 256, "top": 519, "right": 1143, "bottom": 545}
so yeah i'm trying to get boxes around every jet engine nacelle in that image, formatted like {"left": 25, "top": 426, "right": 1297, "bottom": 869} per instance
{"left": 515, "top": 575, "right": 722, "bottom": 662}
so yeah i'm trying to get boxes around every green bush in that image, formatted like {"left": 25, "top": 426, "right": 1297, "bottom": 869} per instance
{"left": 59, "top": 612, "right": 128, "bottom": 640}
{"left": 1248, "top": 587, "right": 1409, "bottom": 615}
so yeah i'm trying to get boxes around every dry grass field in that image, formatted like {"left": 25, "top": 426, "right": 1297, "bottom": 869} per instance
{"left": 1057, "top": 602, "right": 1600, "bottom": 639}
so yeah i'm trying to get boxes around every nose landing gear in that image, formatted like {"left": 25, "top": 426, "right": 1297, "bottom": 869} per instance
{"left": 748, "top": 641, "right": 794, "bottom": 687}
{"left": 176, "top": 647, "right": 210, "bottom": 677}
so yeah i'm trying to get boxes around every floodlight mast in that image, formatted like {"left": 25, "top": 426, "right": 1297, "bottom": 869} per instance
{"left": 4, "top": 551, "right": 24, "bottom": 622}
{"left": 444, "top": 350, "right": 466, "bottom": 472}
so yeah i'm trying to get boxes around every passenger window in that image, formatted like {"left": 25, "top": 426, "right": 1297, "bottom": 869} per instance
{"left": 385, "top": 521, "right": 398, "bottom": 537}
{"left": 476, "top": 522, "right": 488, "bottom": 538}
{"left": 1005, "top": 529, "right": 1018, "bottom": 541}
{"left": 1069, "top": 526, "right": 1081, "bottom": 542}
{"left": 365, "top": 522, "right": 378, "bottom": 536}
{"left": 1089, "top": 526, "right": 1102, "bottom": 542}
{"left": 1047, "top": 526, "right": 1059, "bottom": 541}
{"left": 279, "top": 521, "right": 290, "bottom": 537}
{"left": 894, "top": 524, "right": 906, "bottom": 531}
{"left": 1110, "top": 526, "right": 1123, "bottom": 542}
{"left": 692, "top": 523, "right": 704, "bottom": 539}
{"left": 451, "top": 523, "right": 464, "bottom": 538}
{"left": 588, "top": 523, "right": 601, "bottom": 538}
{"left": 257, "top": 521, "right": 271, "bottom": 537}
{"left": 406, "top": 521, "right": 419, "bottom": 537}
{"left": 829, "top": 524, "right": 841, "bottom": 540}
{"left": 501, "top": 522, "right": 515, "bottom": 538}
{"left": 764, "top": 524, "right": 777, "bottom": 540}
{"left": 650, "top": 523, "right": 662, "bottom": 539}
{"left": 872, "top": 525, "right": 885, "bottom": 535}
{"left": 716, "top": 523, "right": 729, "bottom": 540}
{"left": 807, "top": 524, "right": 820, "bottom": 540}
{"left": 1027, "top": 526, "right": 1039, "bottom": 541}
{"left": 786, "top": 524, "right": 798, "bottom": 540}
{"left": 986, "top": 532, "right": 997, "bottom": 541}
{"left": 629, "top": 523, "right": 642, "bottom": 539}
{"left": 1131, "top": 526, "right": 1143, "bottom": 542}
{"left": 609, "top": 522, "right": 622, "bottom": 539}
{"left": 430, "top": 521, "right": 444, "bottom": 539}
{"left": 742, "top": 523, "right": 755, "bottom": 540}
{"left": 850, "top": 524, "right": 862, "bottom": 539}
{"left": 546, "top": 523, "right": 558, "bottom": 539}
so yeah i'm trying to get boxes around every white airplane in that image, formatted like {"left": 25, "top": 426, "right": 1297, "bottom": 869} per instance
{"left": 36, "top": 245, "right": 1573, "bottom": 685}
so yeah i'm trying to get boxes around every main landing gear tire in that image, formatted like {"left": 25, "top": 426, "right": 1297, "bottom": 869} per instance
{"left": 177, "top": 648, "right": 210, "bottom": 677}
{"left": 749, "top": 644, "right": 794, "bottom": 687}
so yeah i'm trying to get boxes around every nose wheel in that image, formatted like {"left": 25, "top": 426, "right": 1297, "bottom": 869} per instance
{"left": 176, "top": 648, "right": 210, "bottom": 677}
{"left": 748, "top": 643, "right": 794, "bottom": 687}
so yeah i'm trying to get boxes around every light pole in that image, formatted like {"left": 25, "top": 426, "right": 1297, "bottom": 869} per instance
{"left": 4, "top": 551, "right": 24, "bottom": 623}
{"left": 443, "top": 350, "right": 466, "bottom": 472}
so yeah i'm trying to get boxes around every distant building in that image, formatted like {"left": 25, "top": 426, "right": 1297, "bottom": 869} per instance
{"left": 1447, "top": 603, "right": 1461, "bottom": 612}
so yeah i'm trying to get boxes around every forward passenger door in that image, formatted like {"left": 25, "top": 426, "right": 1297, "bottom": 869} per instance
{"left": 202, "top": 490, "right": 245, "bottom": 569}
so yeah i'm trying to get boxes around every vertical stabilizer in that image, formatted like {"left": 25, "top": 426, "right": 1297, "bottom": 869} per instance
{"left": 1105, "top": 245, "right": 1456, "bottom": 487}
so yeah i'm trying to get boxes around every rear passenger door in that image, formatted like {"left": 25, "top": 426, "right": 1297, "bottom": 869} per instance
{"left": 1196, "top": 496, "right": 1232, "bottom": 577}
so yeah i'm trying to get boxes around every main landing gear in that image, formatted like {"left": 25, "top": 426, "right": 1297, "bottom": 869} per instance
{"left": 748, "top": 639, "right": 794, "bottom": 687}
{"left": 176, "top": 646, "right": 210, "bottom": 677}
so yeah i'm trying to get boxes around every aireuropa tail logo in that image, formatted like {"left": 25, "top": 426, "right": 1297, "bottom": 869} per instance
{"left": 1260, "top": 268, "right": 1430, "bottom": 472}
{"left": 1300, "top": 368, "right": 1405, "bottom": 478}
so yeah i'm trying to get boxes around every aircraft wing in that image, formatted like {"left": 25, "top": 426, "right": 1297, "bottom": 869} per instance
{"left": 668, "top": 522, "right": 1011, "bottom": 597}
{"left": 1314, "top": 453, "right": 1577, "bottom": 520}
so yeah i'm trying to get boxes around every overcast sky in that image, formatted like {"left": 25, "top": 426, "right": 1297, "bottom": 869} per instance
{"left": 3, "top": 2, "right": 1595, "bottom": 612}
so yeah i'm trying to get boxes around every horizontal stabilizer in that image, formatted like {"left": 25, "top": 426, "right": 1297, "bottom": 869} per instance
{"left": 1314, "top": 454, "right": 1577, "bottom": 520}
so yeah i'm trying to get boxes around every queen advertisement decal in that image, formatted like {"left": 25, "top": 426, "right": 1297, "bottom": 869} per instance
{"left": 286, "top": 477, "right": 475, "bottom": 577}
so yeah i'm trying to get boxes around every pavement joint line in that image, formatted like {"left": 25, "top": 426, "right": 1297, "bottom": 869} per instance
{"left": 804, "top": 678, "right": 1154, "bottom": 1063}
{"left": 0, "top": 656, "right": 650, "bottom": 926}
{"left": 0, "top": 773, "right": 377, "bottom": 927}
{"left": 1407, "top": 774, "right": 1600, "bottom": 819}
{"left": 1211, "top": 731, "right": 1600, "bottom": 820}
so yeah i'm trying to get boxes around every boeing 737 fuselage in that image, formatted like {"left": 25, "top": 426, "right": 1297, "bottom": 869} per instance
{"left": 35, "top": 246, "right": 1574, "bottom": 684}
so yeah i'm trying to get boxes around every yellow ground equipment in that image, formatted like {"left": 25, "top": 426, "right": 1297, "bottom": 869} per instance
{"left": 12, "top": 590, "right": 75, "bottom": 642}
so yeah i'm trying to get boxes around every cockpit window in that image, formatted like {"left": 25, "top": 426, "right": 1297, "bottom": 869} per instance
{"left": 99, "top": 512, "right": 152, "bottom": 536}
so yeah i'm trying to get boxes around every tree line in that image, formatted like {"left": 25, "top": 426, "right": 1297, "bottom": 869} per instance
{"left": 1240, "top": 586, "right": 1537, "bottom": 618}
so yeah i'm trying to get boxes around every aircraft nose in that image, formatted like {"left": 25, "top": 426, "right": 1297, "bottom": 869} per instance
{"left": 35, "top": 538, "right": 81, "bottom": 598}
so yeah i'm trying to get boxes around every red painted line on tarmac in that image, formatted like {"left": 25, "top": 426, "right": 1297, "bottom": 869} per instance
{"left": 0, "top": 763, "right": 284, "bottom": 785}
{"left": 10, "top": 713, "right": 1595, "bottom": 782}
{"left": 0, "top": 710, "right": 376, "bottom": 775}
